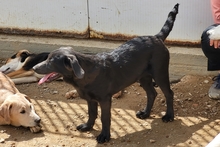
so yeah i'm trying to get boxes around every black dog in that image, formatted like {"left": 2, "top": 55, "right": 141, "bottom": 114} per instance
{"left": 33, "top": 4, "right": 179, "bottom": 143}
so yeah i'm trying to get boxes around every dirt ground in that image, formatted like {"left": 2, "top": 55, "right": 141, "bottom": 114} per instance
{"left": 0, "top": 75, "right": 220, "bottom": 147}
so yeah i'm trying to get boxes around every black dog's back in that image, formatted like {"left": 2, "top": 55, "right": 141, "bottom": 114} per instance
{"left": 95, "top": 4, "right": 179, "bottom": 94}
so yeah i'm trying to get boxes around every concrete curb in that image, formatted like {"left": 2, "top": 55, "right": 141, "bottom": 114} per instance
{"left": 0, "top": 34, "right": 217, "bottom": 82}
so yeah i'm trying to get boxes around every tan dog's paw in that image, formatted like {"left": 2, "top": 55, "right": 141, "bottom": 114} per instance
{"left": 112, "top": 90, "right": 123, "bottom": 99}
{"left": 65, "top": 90, "right": 79, "bottom": 99}
{"left": 30, "top": 125, "right": 42, "bottom": 133}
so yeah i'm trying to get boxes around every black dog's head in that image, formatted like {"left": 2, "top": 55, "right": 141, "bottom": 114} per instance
{"left": 33, "top": 47, "right": 85, "bottom": 84}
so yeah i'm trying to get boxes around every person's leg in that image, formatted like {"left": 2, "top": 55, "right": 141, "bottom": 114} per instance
{"left": 201, "top": 24, "right": 220, "bottom": 99}
{"left": 210, "top": 0, "right": 220, "bottom": 24}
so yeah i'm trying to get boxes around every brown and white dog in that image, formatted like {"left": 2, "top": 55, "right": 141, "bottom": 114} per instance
{"left": 0, "top": 50, "right": 49, "bottom": 84}
{"left": 0, "top": 72, "right": 41, "bottom": 133}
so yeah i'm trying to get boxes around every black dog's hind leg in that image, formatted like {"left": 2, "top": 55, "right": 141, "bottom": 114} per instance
{"left": 154, "top": 75, "right": 174, "bottom": 122}
{"left": 96, "top": 98, "right": 112, "bottom": 143}
{"left": 77, "top": 100, "right": 98, "bottom": 131}
{"left": 136, "top": 75, "right": 157, "bottom": 119}
{"left": 151, "top": 55, "right": 174, "bottom": 122}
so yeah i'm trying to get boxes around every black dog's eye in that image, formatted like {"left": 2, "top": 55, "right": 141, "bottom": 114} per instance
{"left": 20, "top": 110, "right": 26, "bottom": 114}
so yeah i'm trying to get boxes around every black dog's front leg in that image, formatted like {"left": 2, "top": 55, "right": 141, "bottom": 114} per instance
{"left": 96, "top": 100, "right": 111, "bottom": 143}
{"left": 136, "top": 92, "right": 157, "bottom": 119}
{"left": 77, "top": 100, "right": 98, "bottom": 131}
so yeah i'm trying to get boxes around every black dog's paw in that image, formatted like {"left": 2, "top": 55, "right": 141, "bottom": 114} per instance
{"left": 76, "top": 123, "right": 93, "bottom": 132}
{"left": 136, "top": 110, "right": 150, "bottom": 119}
{"left": 96, "top": 132, "right": 110, "bottom": 143}
{"left": 162, "top": 114, "right": 174, "bottom": 122}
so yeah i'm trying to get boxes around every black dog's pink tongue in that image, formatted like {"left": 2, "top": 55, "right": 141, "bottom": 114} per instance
{"left": 38, "top": 73, "right": 55, "bottom": 85}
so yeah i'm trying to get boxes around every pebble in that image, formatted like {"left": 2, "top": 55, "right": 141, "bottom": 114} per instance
{"left": 187, "top": 98, "right": 192, "bottom": 101}
{"left": 161, "top": 111, "right": 166, "bottom": 116}
{"left": 204, "top": 80, "right": 209, "bottom": 83}
{"left": 136, "top": 92, "right": 140, "bottom": 95}
{"left": 207, "top": 105, "right": 212, "bottom": 108}
{"left": 43, "top": 85, "right": 48, "bottom": 89}
{"left": 212, "top": 107, "right": 217, "bottom": 112}
{"left": 160, "top": 99, "right": 165, "bottom": 103}
{"left": 192, "top": 103, "right": 198, "bottom": 108}
{"left": 52, "top": 90, "right": 58, "bottom": 94}
{"left": 149, "top": 139, "right": 156, "bottom": 143}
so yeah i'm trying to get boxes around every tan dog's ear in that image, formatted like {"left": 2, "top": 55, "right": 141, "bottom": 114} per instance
{"left": 0, "top": 103, "right": 12, "bottom": 124}
{"left": 17, "top": 93, "right": 31, "bottom": 103}
{"left": 24, "top": 95, "right": 31, "bottom": 102}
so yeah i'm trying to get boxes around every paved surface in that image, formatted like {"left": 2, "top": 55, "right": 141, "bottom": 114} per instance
{"left": 0, "top": 34, "right": 216, "bottom": 83}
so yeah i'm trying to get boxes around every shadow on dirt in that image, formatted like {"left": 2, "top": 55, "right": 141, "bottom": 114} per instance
{"left": 0, "top": 75, "right": 218, "bottom": 146}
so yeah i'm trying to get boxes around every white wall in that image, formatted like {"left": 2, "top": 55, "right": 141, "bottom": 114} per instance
{"left": 0, "top": 0, "right": 88, "bottom": 34}
{"left": 0, "top": 0, "right": 214, "bottom": 43}
{"left": 89, "top": 0, "right": 213, "bottom": 42}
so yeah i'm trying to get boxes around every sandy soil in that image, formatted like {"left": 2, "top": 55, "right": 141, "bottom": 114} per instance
{"left": 0, "top": 75, "right": 219, "bottom": 147}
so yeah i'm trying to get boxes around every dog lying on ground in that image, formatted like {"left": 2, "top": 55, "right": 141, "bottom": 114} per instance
{"left": 33, "top": 4, "right": 179, "bottom": 143}
{"left": 0, "top": 50, "right": 49, "bottom": 84}
{"left": 0, "top": 72, "right": 41, "bottom": 133}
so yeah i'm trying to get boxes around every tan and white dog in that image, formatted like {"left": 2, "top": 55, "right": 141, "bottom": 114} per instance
{"left": 0, "top": 72, "right": 41, "bottom": 133}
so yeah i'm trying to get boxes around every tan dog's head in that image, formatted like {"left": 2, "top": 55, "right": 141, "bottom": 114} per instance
{"left": 0, "top": 50, "right": 31, "bottom": 74}
{"left": 0, "top": 93, "right": 41, "bottom": 127}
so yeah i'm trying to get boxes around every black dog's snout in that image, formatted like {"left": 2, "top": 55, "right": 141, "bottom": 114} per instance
{"left": 33, "top": 61, "right": 49, "bottom": 74}
{"left": 32, "top": 66, "right": 36, "bottom": 71}
{"left": 32, "top": 65, "right": 39, "bottom": 71}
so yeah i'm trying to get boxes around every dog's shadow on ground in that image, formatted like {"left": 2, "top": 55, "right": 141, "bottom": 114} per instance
{"left": 3, "top": 81, "right": 217, "bottom": 146}
{"left": 0, "top": 114, "right": 214, "bottom": 146}
{"left": 93, "top": 117, "right": 214, "bottom": 147}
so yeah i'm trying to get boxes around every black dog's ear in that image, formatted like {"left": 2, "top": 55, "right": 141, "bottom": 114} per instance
{"left": 64, "top": 55, "right": 85, "bottom": 79}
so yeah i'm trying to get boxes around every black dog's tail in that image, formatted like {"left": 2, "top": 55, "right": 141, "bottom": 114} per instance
{"left": 155, "top": 3, "right": 179, "bottom": 41}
